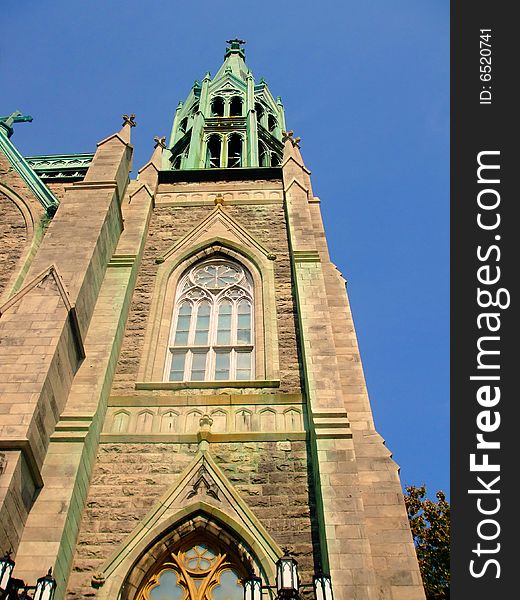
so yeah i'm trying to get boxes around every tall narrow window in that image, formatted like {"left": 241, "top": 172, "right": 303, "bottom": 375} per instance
{"left": 172, "top": 153, "right": 183, "bottom": 170}
{"left": 174, "top": 302, "right": 192, "bottom": 345}
{"left": 217, "top": 300, "right": 232, "bottom": 344}
{"left": 211, "top": 97, "right": 225, "bottom": 117}
{"left": 179, "top": 117, "right": 189, "bottom": 133}
{"left": 237, "top": 300, "right": 251, "bottom": 343}
{"left": 194, "top": 301, "right": 211, "bottom": 344}
{"left": 271, "top": 152, "right": 281, "bottom": 167}
{"left": 230, "top": 96, "right": 243, "bottom": 116}
{"left": 206, "top": 135, "right": 222, "bottom": 168}
{"left": 255, "top": 102, "right": 264, "bottom": 125}
{"left": 267, "top": 114, "right": 277, "bottom": 133}
{"left": 227, "top": 134, "right": 242, "bottom": 168}
{"left": 259, "top": 141, "right": 270, "bottom": 167}
{"left": 165, "top": 257, "right": 255, "bottom": 382}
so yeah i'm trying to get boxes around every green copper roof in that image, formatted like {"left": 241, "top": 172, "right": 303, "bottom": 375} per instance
{"left": 25, "top": 153, "right": 94, "bottom": 181}
{"left": 163, "top": 40, "right": 286, "bottom": 172}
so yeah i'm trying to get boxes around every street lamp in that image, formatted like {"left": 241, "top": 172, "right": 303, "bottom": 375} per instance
{"left": 313, "top": 575, "right": 334, "bottom": 600}
{"left": 0, "top": 553, "right": 56, "bottom": 600}
{"left": 33, "top": 570, "right": 56, "bottom": 600}
{"left": 0, "top": 553, "right": 15, "bottom": 593}
{"left": 243, "top": 552, "right": 333, "bottom": 600}
{"left": 243, "top": 574, "right": 262, "bottom": 600}
{"left": 276, "top": 554, "right": 299, "bottom": 599}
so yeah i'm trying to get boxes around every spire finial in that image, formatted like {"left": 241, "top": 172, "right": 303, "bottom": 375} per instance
{"left": 282, "top": 130, "right": 301, "bottom": 148}
{"left": 122, "top": 114, "right": 136, "bottom": 128}
{"left": 226, "top": 38, "right": 246, "bottom": 46}
{"left": 225, "top": 38, "right": 246, "bottom": 59}
{"left": 154, "top": 136, "right": 166, "bottom": 149}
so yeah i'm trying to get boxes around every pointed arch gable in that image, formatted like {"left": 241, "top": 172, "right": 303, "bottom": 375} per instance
{"left": 138, "top": 217, "right": 279, "bottom": 385}
{"left": 155, "top": 205, "right": 276, "bottom": 266}
{"left": 92, "top": 451, "right": 281, "bottom": 600}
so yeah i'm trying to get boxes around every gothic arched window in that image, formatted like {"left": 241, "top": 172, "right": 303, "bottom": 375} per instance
{"left": 165, "top": 257, "right": 254, "bottom": 382}
{"left": 255, "top": 103, "right": 264, "bottom": 126}
{"left": 229, "top": 96, "right": 243, "bottom": 117}
{"left": 211, "top": 97, "right": 225, "bottom": 117}
{"left": 179, "top": 117, "right": 189, "bottom": 134}
{"left": 206, "top": 135, "right": 222, "bottom": 168}
{"left": 267, "top": 114, "right": 277, "bottom": 133}
{"left": 227, "top": 134, "right": 243, "bottom": 168}
{"left": 259, "top": 141, "right": 270, "bottom": 167}
{"left": 136, "top": 539, "right": 246, "bottom": 600}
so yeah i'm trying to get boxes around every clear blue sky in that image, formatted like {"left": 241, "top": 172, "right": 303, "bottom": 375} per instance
{"left": 2, "top": 1, "right": 449, "bottom": 497}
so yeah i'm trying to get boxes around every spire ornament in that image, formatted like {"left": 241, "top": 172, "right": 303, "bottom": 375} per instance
{"left": 0, "top": 110, "right": 33, "bottom": 138}
{"left": 282, "top": 130, "right": 301, "bottom": 148}
{"left": 226, "top": 38, "right": 246, "bottom": 46}
{"left": 122, "top": 114, "right": 136, "bottom": 128}
{"left": 154, "top": 136, "right": 166, "bottom": 149}
{"left": 225, "top": 38, "right": 246, "bottom": 59}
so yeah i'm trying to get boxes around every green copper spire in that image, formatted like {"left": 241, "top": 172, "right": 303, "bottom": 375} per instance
{"left": 163, "top": 40, "right": 285, "bottom": 171}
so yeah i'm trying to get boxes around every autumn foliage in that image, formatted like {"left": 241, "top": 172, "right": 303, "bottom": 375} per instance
{"left": 404, "top": 485, "right": 450, "bottom": 600}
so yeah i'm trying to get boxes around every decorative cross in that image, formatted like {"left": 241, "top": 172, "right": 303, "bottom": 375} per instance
{"left": 122, "top": 114, "right": 136, "bottom": 128}
{"left": 154, "top": 135, "right": 166, "bottom": 149}
{"left": 282, "top": 130, "right": 301, "bottom": 148}
{"left": 226, "top": 38, "right": 246, "bottom": 46}
{"left": 0, "top": 111, "right": 33, "bottom": 138}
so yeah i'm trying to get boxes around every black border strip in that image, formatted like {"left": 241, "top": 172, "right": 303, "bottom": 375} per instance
{"left": 159, "top": 166, "right": 283, "bottom": 184}
{"left": 451, "top": 4, "right": 514, "bottom": 598}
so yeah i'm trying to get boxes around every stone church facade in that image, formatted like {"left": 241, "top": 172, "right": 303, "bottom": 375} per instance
{"left": 0, "top": 41, "right": 425, "bottom": 600}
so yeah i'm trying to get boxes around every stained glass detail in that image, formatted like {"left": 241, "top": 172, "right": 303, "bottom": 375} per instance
{"left": 183, "top": 545, "right": 216, "bottom": 572}
{"left": 149, "top": 570, "right": 184, "bottom": 600}
{"left": 137, "top": 542, "right": 245, "bottom": 600}
{"left": 193, "top": 264, "right": 241, "bottom": 289}
{"left": 211, "top": 570, "right": 242, "bottom": 600}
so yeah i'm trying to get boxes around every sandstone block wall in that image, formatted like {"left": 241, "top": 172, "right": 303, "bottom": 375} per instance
{"left": 0, "top": 152, "right": 48, "bottom": 301}
{"left": 67, "top": 441, "right": 316, "bottom": 599}
{"left": 0, "top": 189, "right": 28, "bottom": 297}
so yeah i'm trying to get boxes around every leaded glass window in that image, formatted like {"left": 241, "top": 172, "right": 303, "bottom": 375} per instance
{"left": 166, "top": 258, "right": 254, "bottom": 382}
{"left": 137, "top": 541, "right": 245, "bottom": 600}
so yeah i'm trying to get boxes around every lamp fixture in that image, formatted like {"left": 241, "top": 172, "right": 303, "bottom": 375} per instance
{"left": 243, "top": 552, "right": 333, "bottom": 600}
{"left": 0, "top": 553, "right": 56, "bottom": 600}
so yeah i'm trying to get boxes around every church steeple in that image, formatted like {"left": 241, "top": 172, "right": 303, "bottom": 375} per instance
{"left": 164, "top": 40, "right": 285, "bottom": 171}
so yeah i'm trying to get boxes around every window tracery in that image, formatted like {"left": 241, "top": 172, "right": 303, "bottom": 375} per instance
{"left": 137, "top": 541, "right": 244, "bottom": 600}
{"left": 165, "top": 258, "right": 254, "bottom": 382}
